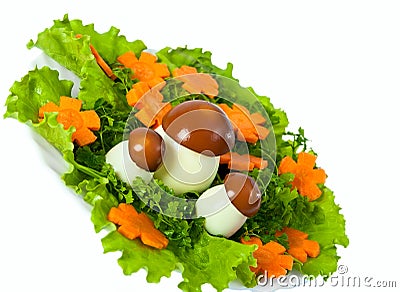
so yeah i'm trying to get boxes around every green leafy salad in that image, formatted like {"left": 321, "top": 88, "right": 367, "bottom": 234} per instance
{"left": 4, "top": 15, "right": 348, "bottom": 292}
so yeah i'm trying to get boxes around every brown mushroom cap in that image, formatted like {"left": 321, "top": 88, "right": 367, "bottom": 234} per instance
{"left": 224, "top": 172, "right": 262, "bottom": 217}
{"left": 128, "top": 127, "right": 164, "bottom": 172}
{"left": 162, "top": 100, "right": 235, "bottom": 156}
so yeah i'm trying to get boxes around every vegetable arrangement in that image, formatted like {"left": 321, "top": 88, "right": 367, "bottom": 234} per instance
{"left": 4, "top": 15, "right": 349, "bottom": 292}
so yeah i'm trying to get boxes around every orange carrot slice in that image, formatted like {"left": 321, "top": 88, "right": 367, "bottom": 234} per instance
{"left": 89, "top": 44, "right": 117, "bottom": 80}
{"left": 276, "top": 227, "right": 320, "bottom": 263}
{"left": 278, "top": 152, "right": 327, "bottom": 201}
{"left": 241, "top": 237, "right": 293, "bottom": 277}
{"left": 219, "top": 103, "right": 270, "bottom": 144}
{"left": 39, "top": 96, "right": 101, "bottom": 147}
{"left": 108, "top": 203, "right": 169, "bottom": 249}
{"left": 219, "top": 152, "right": 268, "bottom": 171}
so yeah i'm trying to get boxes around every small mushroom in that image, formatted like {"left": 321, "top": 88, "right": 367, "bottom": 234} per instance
{"left": 105, "top": 127, "right": 164, "bottom": 184}
{"left": 196, "top": 172, "right": 262, "bottom": 237}
{"left": 154, "top": 100, "right": 235, "bottom": 194}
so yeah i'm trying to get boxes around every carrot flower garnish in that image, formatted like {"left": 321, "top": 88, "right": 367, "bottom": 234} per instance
{"left": 241, "top": 237, "right": 293, "bottom": 277}
{"left": 117, "top": 51, "right": 170, "bottom": 106}
{"left": 219, "top": 103, "right": 269, "bottom": 144}
{"left": 39, "top": 96, "right": 100, "bottom": 146}
{"left": 108, "top": 203, "right": 169, "bottom": 249}
{"left": 276, "top": 227, "right": 320, "bottom": 263}
{"left": 134, "top": 87, "right": 172, "bottom": 128}
{"left": 278, "top": 152, "right": 327, "bottom": 201}
{"left": 172, "top": 65, "right": 219, "bottom": 98}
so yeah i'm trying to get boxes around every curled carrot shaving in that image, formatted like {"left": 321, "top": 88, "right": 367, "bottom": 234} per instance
{"left": 134, "top": 87, "right": 172, "bottom": 128}
{"left": 89, "top": 44, "right": 117, "bottom": 80}
{"left": 278, "top": 152, "right": 327, "bottom": 201}
{"left": 219, "top": 152, "right": 268, "bottom": 171}
{"left": 108, "top": 203, "right": 169, "bottom": 249}
{"left": 276, "top": 227, "right": 320, "bottom": 263}
{"left": 75, "top": 34, "right": 116, "bottom": 80}
{"left": 173, "top": 65, "right": 218, "bottom": 98}
{"left": 219, "top": 103, "right": 269, "bottom": 144}
{"left": 39, "top": 96, "right": 100, "bottom": 146}
{"left": 241, "top": 237, "right": 293, "bottom": 277}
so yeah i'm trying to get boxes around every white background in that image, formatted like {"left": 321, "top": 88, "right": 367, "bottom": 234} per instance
{"left": 1, "top": 1, "right": 399, "bottom": 291}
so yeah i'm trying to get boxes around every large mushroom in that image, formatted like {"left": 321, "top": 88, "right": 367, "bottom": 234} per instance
{"left": 154, "top": 100, "right": 235, "bottom": 194}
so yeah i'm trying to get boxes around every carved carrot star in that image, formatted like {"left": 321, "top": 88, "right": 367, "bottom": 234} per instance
{"left": 241, "top": 237, "right": 293, "bottom": 277}
{"left": 108, "top": 203, "right": 169, "bottom": 249}
{"left": 278, "top": 152, "right": 327, "bottom": 201}
{"left": 276, "top": 227, "right": 320, "bottom": 263}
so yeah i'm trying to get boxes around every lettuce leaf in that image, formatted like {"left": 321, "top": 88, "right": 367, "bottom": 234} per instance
{"left": 28, "top": 14, "right": 145, "bottom": 77}
{"left": 157, "top": 46, "right": 234, "bottom": 78}
{"left": 174, "top": 232, "right": 257, "bottom": 292}
{"left": 102, "top": 230, "right": 177, "bottom": 283}
{"left": 292, "top": 186, "right": 349, "bottom": 277}
{"left": 102, "top": 230, "right": 257, "bottom": 291}
{"left": 27, "top": 14, "right": 144, "bottom": 111}
{"left": 4, "top": 66, "right": 73, "bottom": 123}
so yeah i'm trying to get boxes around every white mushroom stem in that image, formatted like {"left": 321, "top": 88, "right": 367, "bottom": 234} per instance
{"left": 105, "top": 140, "right": 153, "bottom": 185}
{"left": 153, "top": 126, "right": 220, "bottom": 195}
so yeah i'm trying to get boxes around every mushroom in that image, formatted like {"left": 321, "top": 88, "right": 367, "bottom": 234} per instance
{"left": 105, "top": 127, "right": 164, "bottom": 184}
{"left": 196, "top": 172, "right": 262, "bottom": 238}
{"left": 153, "top": 100, "right": 235, "bottom": 194}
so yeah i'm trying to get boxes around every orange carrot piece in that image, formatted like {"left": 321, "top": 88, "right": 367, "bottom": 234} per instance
{"left": 250, "top": 112, "right": 266, "bottom": 125}
{"left": 59, "top": 96, "right": 82, "bottom": 112}
{"left": 117, "top": 51, "right": 139, "bottom": 68}
{"left": 126, "top": 82, "right": 151, "bottom": 107}
{"left": 172, "top": 65, "right": 218, "bottom": 97}
{"left": 278, "top": 152, "right": 327, "bottom": 201}
{"left": 39, "top": 102, "right": 59, "bottom": 118}
{"left": 219, "top": 152, "right": 268, "bottom": 171}
{"left": 219, "top": 152, "right": 232, "bottom": 164}
{"left": 172, "top": 65, "right": 197, "bottom": 77}
{"left": 75, "top": 34, "right": 116, "bottom": 80}
{"left": 138, "top": 51, "right": 157, "bottom": 63}
{"left": 276, "top": 227, "right": 320, "bottom": 263}
{"left": 72, "top": 127, "right": 98, "bottom": 147}
{"left": 117, "top": 51, "right": 170, "bottom": 106}
{"left": 108, "top": 203, "right": 169, "bottom": 249}
{"left": 220, "top": 103, "right": 270, "bottom": 144}
{"left": 178, "top": 73, "right": 219, "bottom": 98}
{"left": 117, "top": 51, "right": 169, "bottom": 85}
{"left": 39, "top": 96, "right": 101, "bottom": 147}
{"left": 89, "top": 44, "right": 116, "bottom": 80}
{"left": 135, "top": 101, "right": 172, "bottom": 129}
{"left": 56, "top": 109, "right": 84, "bottom": 131}
{"left": 79, "top": 110, "right": 101, "bottom": 131}
{"left": 241, "top": 237, "right": 293, "bottom": 277}
{"left": 249, "top": 155, "right": 268, "bottom": 169}
{"left": 228, "top": 152, "right": 254, "bottom": 171}
{"left": 134, "top": 87, "right": 172, "bottom": 128}
{"left": 256, "top": 125, "right": 270, "bottom": 140}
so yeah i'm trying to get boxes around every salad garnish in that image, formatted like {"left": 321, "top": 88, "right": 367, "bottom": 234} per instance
{"left": 241, "top": 237, "right": 294, "bottom": 278}
{"left": 4, "top": 14, "right": 349, "bottom": 292}
{"left": 39, "top": 95, "right": 101, "bottom": 146}
{"left": 108, "top": 203, "right": 169, "bottom": 249}
{"left": 275, "top": 227, "right": 320, "bottom": 264}
{"left": 278, "top": 152, "right": 327, "bottom": 201}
